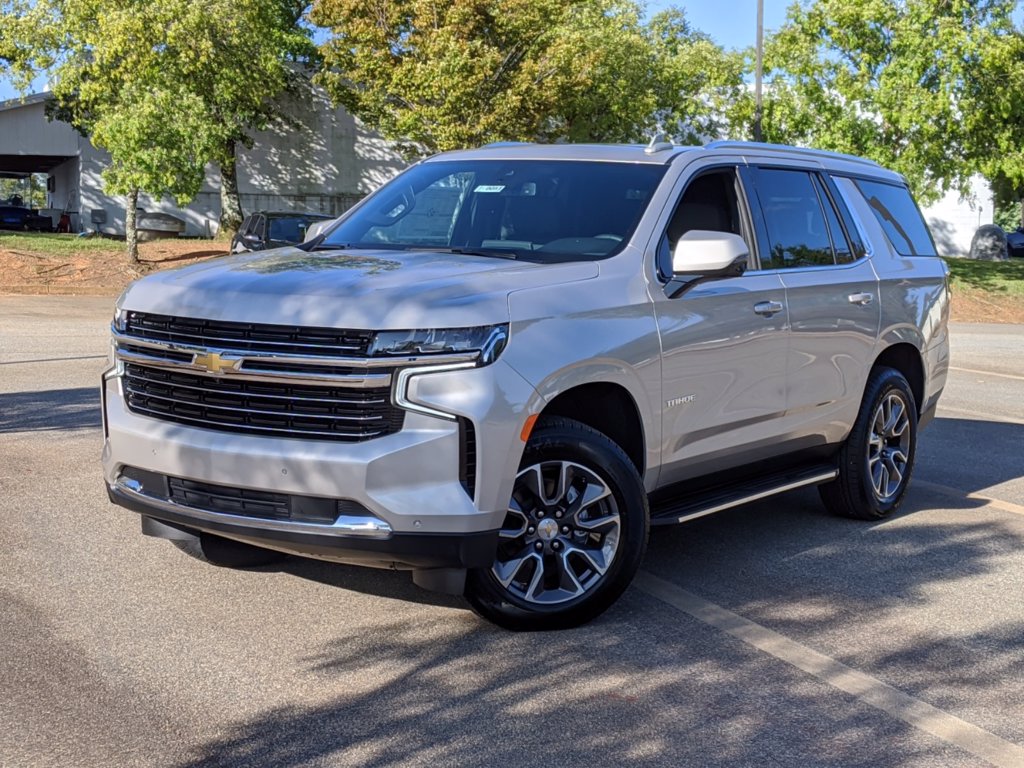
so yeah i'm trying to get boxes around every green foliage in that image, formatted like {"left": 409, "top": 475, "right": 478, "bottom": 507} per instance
{"left": 1, "top": 0, "right": 314, "bottom": 215}
{"left": 310, "top": 0, "right": 740, "bottom": 155}
{"left": 647, "top": 9, "right": 746, "bottom": 145}
{"left": 748, "top": 0, "right": 1021, "bottom": 205}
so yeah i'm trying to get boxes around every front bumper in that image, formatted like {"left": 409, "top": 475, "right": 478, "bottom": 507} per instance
{"left": 108, "top": 478, "right": 498, "bottom": 569}
{"left": 102, "top": 356, "right": 541, "bottom": 545}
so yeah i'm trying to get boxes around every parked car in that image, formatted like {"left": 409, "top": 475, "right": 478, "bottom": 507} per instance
{"left": 102, "top": 140, "right": 949, "bottom": 630}
{"left": 1004, "top": 226, "right": 1024, "bottom": 258}
{"left": 0, "top": 201, "right": 53, "bottom": 232}
{"left": 230, "top": 211, "right": 333, "bottom": 252}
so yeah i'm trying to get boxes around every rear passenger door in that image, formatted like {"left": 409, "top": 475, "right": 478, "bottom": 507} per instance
{"left": 747, "top": 166, "right": 880, "bottom": 443}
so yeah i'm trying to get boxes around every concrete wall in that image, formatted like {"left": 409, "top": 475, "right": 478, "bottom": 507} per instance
{"left": 921, "top": 175, "right": 993, "bottom": 257}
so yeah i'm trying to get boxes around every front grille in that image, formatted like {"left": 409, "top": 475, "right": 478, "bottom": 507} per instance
{"left": 124, "top": 311, "right": 375, "bottom": 357}
{"left": 123, "top": 363, "right": 403, "bottom": 441}
{"left": 169, "top": 476, "right": 292, "bottom": 520}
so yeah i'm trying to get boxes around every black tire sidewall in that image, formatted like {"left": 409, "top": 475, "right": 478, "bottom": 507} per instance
{"left": 837, "top": 367, "right": 918, "bottom": 519}
{"left": 465, "top": 418, "right": 649, "bottom": 630}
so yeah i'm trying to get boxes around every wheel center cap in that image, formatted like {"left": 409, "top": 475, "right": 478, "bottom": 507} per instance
{"left": 537, "top": 518, "right": 559, "bottom": 541}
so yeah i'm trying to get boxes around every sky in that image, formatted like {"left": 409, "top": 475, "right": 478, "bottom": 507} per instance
{"left": 648, "top": 0, "right": 790, "bottom": 50}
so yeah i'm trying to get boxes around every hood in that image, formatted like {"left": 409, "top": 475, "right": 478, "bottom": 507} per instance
{"left": 120, "top": 247, "right": 598, "bottom": 329}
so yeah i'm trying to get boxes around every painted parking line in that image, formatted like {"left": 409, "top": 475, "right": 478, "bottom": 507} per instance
{"left": 949, "top": 366, "right": 1024, "bottom": 383}
{"left": 0, "top": 355, "right": 107, "bottom": 366}
{"left": 914, "top": 480, "right": 1024, "bottom": 518}
{"left": 636, "top": 572, "right": 1024, "bottom": 768}
{"left": 937, "top": 404, "right": 1024, "bottom": 427}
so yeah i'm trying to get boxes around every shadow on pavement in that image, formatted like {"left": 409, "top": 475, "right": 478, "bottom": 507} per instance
{"left": 174, "top": 603, "right": 968, "bottom": 768}
{"left": 178, "top": 432, "right": 1024, "bottom": 766}
{"left": 916, "top": 416, "right": 1024, "bottom": 496}
{"left": 0, "top": 387, "right": 100, "bottom": 433}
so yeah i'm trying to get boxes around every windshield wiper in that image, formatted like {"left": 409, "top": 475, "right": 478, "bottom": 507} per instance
{"left": 311, "top": 243, "right": 358, "bottom": 251}
{"left": 421, "top": 247, "right": 518, "bottom": 260}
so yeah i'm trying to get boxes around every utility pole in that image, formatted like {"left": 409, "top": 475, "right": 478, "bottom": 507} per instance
{"left": 753, "top": 0, "right": 764, "bottom": 142}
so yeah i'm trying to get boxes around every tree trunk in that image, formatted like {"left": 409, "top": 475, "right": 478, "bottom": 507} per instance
{"left": 1019, "top": 195, "right": 1023, "bottom": 230}
{"left": 218, "top": 139, "right": 244, "bottom": 240}
{"left": 126, "top": 187, "right": 140, "bottom": 264}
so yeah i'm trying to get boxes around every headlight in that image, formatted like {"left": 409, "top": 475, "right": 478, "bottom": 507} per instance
{"left": 370, "top": 324, "right": 508, "bottom": 364}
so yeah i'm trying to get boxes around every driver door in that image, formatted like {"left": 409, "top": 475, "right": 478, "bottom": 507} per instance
{"left": 652, "top": 165, "right": 790, "bottom": 486}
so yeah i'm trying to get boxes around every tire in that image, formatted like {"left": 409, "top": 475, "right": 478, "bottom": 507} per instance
{"left": 465, "top": 417, "right": 649, "bottom": 631}
{"left": 819, "top": 366, "right": 918, "bottom": 520}
{"left": 197, "top": 532, "right": 288, "bottom": 568}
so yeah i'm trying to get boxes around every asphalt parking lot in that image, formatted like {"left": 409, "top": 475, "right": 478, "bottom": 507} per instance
{"left": 2, "top": 296, "right": 1022, "bottom": 768}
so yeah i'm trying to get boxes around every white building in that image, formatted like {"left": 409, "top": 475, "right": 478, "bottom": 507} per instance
{"left": 0, "top": 90, "right": 406, "bottom": 236}
{"left": 920, "top": 176, "right": 993, "bottom": 257}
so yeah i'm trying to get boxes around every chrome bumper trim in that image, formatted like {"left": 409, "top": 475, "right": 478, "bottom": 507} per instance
{"left": 112, "top": 477, "right": 394, "bottom": 539}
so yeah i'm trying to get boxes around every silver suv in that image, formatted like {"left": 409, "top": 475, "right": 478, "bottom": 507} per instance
{"left": 102, "top": 141, "right": 950, "bottom": 630}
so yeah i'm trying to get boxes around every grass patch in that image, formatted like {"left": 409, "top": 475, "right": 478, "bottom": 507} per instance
{"left": 945, "top": 256, "right": 1024, "bottom": 297}
{"left": 0, "top": 231, "right": 124, "bottom": 256}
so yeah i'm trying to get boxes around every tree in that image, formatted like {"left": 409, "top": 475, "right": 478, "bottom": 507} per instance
{"left": 964, "top": 25, "right": 1024, "bottom": 228}
{"left": 1, "top": 0, "right": 315, "bottom": 255}
{"left": 153, "top": 0, "right": 316, "bottom": 236}
{"left": 312, "top": 0, "right": 666, "bottom": 155}
{"left": 647, "top": 9, "right": 746, "bottom": 145}
{"left": 740, "top": 0, "right": 1020, "bottom": 205}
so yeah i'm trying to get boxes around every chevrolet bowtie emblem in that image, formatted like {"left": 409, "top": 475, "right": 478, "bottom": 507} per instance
{"left": 192, "top": 352, "right": 239, "bottom": 374}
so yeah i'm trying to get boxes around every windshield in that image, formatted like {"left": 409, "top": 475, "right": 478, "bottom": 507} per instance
{"left": 320, "top": 160, "right": 668, "bottom": 262}
{"left": 268, "top": 215, "right": 329, "bottom": 243}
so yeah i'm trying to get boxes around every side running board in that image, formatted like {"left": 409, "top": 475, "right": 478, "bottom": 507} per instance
{"left": 650, "top": 465, "right": 839, "bottom": 526}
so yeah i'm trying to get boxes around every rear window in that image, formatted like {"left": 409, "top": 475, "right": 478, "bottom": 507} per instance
{"left": 853, "top": 179, "right": 936, "bottom": 256}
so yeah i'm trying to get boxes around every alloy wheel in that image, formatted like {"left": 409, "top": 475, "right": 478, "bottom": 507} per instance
{"left": 867, "top": 392, "right": 911, "bottom": 501}
{"left": 492, "top": 461, "right": 621, "bottom": 605}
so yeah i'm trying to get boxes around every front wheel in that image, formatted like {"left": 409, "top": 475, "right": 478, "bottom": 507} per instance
{"left": 465, "top": 417, "right": 649, "bottom": 631}
{"left": 819, "top": 366, "right": 918, "bottom": 520}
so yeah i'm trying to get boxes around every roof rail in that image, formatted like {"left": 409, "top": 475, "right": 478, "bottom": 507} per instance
{"left": 704, "top": 140, "right": 882, "bottom": 169}
{"left": 480, "top": 141, "right": 533, "bottom": 149}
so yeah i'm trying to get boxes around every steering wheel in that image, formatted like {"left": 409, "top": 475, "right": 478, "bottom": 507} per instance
{"left": 593, "top": 234, "right": 622, "bottom": 242}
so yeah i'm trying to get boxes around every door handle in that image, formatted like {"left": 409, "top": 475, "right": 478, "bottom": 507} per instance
{"left": 753, "top": 300, "right": 784, "bottom": 317}
{"left": 848, "top": 292, "right": 874, "bottom": 306}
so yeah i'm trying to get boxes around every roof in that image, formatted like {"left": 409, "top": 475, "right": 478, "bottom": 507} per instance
{"left": 424, "top": 139, "right": 904, "bottom": 182}
{"left": 0, "top": 92, "right": 52, "bottom": 114}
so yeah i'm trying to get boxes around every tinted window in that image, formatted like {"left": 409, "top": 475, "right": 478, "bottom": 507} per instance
{"left": 755, "top": 169, "right": 834, "bottom": 269}
{"left": 268, "top": 215, "right": 329, "bottom": 243}
{"left": 321, "top": 160, "right": 668, "bottom": 263}
{"left": 813, "top": 175, "right": 853, "bottom": 264}
{"left": 659, "top": 168, "right": 748, "bottom": 278}
{"left": 853, "top": 179, "right": 936, "bottom": 256}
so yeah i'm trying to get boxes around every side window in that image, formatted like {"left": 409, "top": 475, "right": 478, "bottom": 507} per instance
{"left": 754, "top": 168, "right": 834, "bottom": 269}
{"left": 659, "top": 168, "right": 747, "bottom": 278}
{"left": 853, "top": 179, "right": 937, "bottom": 256}
{"left": 251, "top": 215, "right": 266, "bottom": 240}
{"left": 239, "top": 215, "right": 254, "bottom": 236}
{"left": 813, "top": 175, "right": 853, "bottom": 264}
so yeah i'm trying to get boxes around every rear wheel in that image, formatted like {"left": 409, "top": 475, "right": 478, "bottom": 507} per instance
{"left": 820, "top": 366, "right": 917, "bottom": 520}
{"left": 465, "top": 417, "right": 648, "bottom": 630}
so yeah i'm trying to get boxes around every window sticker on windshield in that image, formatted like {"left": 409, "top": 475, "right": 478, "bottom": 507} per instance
{"left": 474, "top": 185, "right": 505, "bottom": 193}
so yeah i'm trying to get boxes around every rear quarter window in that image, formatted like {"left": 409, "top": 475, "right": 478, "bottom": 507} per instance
{"left": 853, "top": 179, "right": 937, "bottom": 256}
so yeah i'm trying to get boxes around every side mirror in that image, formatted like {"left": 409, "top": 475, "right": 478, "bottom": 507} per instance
{"left": 666, "top": 230, "right": 749, "bottom": 299}
{"left": 672, "top": 230, "right": 749, "bottom": 277}
{"left": 304, "top": 218, "right": 336, "bottom": 242}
